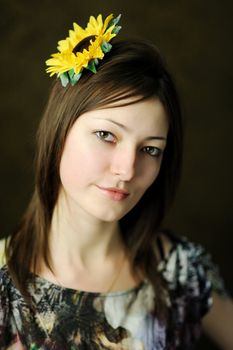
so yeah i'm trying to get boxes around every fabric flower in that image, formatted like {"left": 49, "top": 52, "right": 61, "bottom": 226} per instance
{"left": 46, "top": 14, "right": 121, "bottom": 86}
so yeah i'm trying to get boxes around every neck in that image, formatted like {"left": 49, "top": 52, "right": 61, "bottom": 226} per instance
{"left": 37, "top": 191, "right": 143, "bottom": 293}
{"left": 48, "top": 191, "right": 124, "bottom": 272}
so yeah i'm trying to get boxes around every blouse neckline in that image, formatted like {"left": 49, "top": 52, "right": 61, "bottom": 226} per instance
{"left": 33, "top": 272, "right": 148, "bottom": 297}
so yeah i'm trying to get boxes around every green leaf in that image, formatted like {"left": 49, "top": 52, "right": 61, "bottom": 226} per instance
{"left": 59, "top": 72, "right": 69, "bottom": 87}
{"left": 101, "top": 41, "right": 112, "bottom": 53}
{"left": 108, "top": 14, "right": 121, "bottom": 29}
{"left": 110, "top": 14, "right": 122, "bottom": 35}
{"left": 112, "top": 25, "right": 122, "bottom": 35}
{"left": 70, "top": 72, "right": 82, "bottom": 85}
{"left": 87, "top": 60, "right": 97, "bottom": 74}
{"left": 68, "top": 68, "right": 75, "bottom": 79}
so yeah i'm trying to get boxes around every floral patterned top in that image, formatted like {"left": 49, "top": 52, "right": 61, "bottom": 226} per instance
{"left": 0, "top": 233, "right": 228, "bottom": 350}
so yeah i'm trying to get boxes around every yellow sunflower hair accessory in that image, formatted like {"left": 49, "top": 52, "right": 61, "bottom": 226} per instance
{"left": 46, "top": 14, "right": 121, "bottom": 87}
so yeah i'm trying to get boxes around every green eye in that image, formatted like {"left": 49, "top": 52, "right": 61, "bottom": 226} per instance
{"left": 143, "top": 146, "right": 161, "bottom": 157}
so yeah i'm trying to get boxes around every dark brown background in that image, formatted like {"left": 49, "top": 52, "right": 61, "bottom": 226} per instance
{"left": 0, "top": 1, "right": 232, "bottom": 348}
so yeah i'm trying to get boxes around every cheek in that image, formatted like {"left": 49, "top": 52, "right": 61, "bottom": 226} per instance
{"left": 59, "top": 151, "right": 82, "bottom": 188}
{"left": 59, "top": 144, "right": 111, "bottom": 188}
{"left": 142, "top": 172, "right": 158, "bottom": 194}
{"left": 133, "top": 163, "right": 161, "bottom": 207}
{"left": 142, "top": 160, "right": 162, "bottom": 189}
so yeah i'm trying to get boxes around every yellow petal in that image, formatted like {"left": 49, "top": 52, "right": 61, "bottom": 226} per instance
{"left": 102, "top": 14, "right": 114, "bottom": 33}
{"left": 86, "top": 14, "right": 103, "bottom": 35}
{"left": 57, "top": 38, "right": 72, "bottom": 53}
{"left": 71, "top": 23, "right": 87, "bottom": 43}
{"left": 96, "top": 14, "right": 103, "bottom": 31}
{"left": 73, "top": 22, "right": 86, "bottom": 37}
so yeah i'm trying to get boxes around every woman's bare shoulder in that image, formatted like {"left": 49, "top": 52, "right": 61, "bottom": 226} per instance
{"left": 0, "top": 237, "right": 7, "bottom": 268}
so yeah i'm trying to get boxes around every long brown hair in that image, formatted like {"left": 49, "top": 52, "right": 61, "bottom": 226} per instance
{"left": 6, "top": 39, "right": 183, "bottom": 315}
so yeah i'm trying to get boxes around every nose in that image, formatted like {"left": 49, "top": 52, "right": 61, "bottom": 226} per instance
{"left": 110, "top": 145, "right": 136, "bottom": 181}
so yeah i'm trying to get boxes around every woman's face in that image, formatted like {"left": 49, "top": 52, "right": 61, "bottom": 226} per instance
{"left": 59, "top": 98, "right": 169, "bottom": 222}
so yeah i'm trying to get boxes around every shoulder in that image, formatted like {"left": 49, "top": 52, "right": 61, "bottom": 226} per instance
{"left": 0, "top": 265, "right": 17, "bottom": 347}
{"left": 158, "top": 231, "right": 227, "bottom": 292}
{"left": 0, "top": 249, "right": 15, "bottom": 305}
{"left": 0, "top": 265, "right": 11, "bottom": 326}
{"left": 156, "top": 231, "right": 228, "bottom": 315}
{"left": 0, "top": 265, "right": 11, "bottom": 293}
{"left": 0, "top": 237, "right": 7, "bottom": 268}
{"left": 157, "top": 232, "right": 210, "bottom": 288}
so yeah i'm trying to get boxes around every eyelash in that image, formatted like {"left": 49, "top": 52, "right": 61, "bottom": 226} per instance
{"left": 95, "top": 130, "right": 116, "bottom": 143}
{"left": 94, "top": 130, "right": 162, "bottom": 158}
{"left": 142, "top": 146, "right": 162, "bottom": 158}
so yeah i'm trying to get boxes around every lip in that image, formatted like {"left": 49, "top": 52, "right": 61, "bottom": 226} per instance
{"left": 96, "top": 186, "right": 130, "bottom": 201}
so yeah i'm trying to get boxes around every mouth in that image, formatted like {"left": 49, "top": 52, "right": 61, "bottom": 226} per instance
{"left": 96, "top": 186, "right": 130, "bottom": 201}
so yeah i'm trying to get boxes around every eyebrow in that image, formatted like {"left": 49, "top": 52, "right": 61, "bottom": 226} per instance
{"left": 93, "top": 117, "right": 167, "bottom": 141}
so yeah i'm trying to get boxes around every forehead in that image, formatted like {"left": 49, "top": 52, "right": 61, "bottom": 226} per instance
{"left": 78, "top": 98, "right": 169, "bottom": 133}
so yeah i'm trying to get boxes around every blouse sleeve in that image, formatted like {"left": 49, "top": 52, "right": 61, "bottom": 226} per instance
{"left": 157, "top": 234, "right": 228, "bottom": 347}
{"left": 158, "top": 236, "right": 212, "bottom": 314}
{"left": 197, "top": 247, "right": 229, "bottom": 297}
{"left": 0, "top": 267, "right": 13, "bottom": 348}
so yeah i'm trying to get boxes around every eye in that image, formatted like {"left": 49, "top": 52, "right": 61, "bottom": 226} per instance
{"left": 142, "top": 146, "right": 162, "bottom": 157}
{"left": 94, "top": 130, "right": 116, "bottom": 143}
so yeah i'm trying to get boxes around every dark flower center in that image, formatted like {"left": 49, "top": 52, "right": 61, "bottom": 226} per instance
{"left": 72, "top": 35, "right": 96, "bottom": 54}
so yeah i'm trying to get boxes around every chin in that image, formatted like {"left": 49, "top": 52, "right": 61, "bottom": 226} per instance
{"left": 94, "top": 212, "right": 125, "bottom": 223}
{"left": 92, "top": 205, "right": 136, "bottom": 223}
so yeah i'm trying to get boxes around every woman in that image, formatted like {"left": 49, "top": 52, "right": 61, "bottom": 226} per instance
{"left": 0, "top": 14, "right": 232, "bottom": 349}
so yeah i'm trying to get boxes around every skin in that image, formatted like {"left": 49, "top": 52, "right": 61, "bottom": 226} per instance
{"left": 41, "top": 97, "right": 169, "bottom": 292}
{"left": 202, "top": 293, "right": 233, "bottom": 349}
{"left": 59, "top": 97, "right": 168, "bottom": 223}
